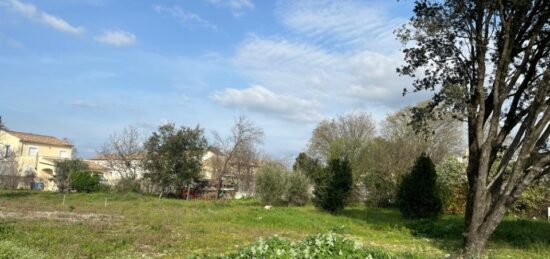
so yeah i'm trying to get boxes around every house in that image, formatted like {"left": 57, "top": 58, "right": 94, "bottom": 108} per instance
{"left": 86, "top": 153, "right": 144, "bottom": 186}
{"left": 0, "top": 129, "right": 73, "bottom": 191}
{"left": 86, "top": 147, "right": 241, "bottom": 195}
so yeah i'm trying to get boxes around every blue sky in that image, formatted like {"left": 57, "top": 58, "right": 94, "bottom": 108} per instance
{"left": 0, "top": 0, "right": 429, "bottom": 160}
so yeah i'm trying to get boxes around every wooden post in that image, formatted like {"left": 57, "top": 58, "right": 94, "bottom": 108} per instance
{"left": 104, "top": 197, "right": 107, "bottom": 207}
{"left": 62, "top": 194, "right": 66, "bottom": 205}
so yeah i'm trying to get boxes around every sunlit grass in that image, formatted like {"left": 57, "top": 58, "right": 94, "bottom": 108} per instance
{"left": 0, "top": 190, "right": 548, "bottom": 258}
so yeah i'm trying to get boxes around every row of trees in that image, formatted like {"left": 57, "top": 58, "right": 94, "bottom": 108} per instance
{"left": 97, "top": 116, "right": 264, "bottom": 198}
{"left": 304, "top": 107, "right": 464, "bottom": 208}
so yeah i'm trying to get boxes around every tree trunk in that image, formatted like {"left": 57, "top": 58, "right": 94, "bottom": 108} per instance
{"left": 186, "top": 185, "right": 191, "bottom": 200}
{"left": 215, "top": 178, "right": 222, "bottom": 200}
{"left": 462, "top": 154, "right": 510, "bottom": 258}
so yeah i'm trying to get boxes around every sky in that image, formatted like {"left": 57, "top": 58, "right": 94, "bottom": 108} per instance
{"left": 0, "top": 0, "right": 431, "bottom": 160}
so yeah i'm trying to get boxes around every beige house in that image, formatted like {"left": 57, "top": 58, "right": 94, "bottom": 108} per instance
{"left": 0, "top": 129, "right": 73, "bottom": 191}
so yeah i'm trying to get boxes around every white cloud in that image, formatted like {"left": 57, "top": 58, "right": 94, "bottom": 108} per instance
{"left": 234, "top": 37, "right": 422, "bottom": 108}
{"left": 95, "top": 30, "right": 136, "bottom": 46}
{"left": 40, "top": 13, "right": 84, "bottom": 34}
{"left": 154, "top": 5, "right": 217, "bottom": 30}
{"left": 232, "top": 1, "right": 428, "bottom": 113}
{"left": 211, "top": 85, "right": 323, "bottom": 123}
{"left": 203, "top": 0, "right": 254, "bottom": 17}
{"left": 5, "top": 0, "right": 84, "bottom": 34}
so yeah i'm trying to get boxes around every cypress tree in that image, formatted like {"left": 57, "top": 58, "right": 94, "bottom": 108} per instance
{"left": 313, "top": 158, "right": 353, "bottom": 213}
{"left": 397, "top": 154, "right": 442, "bottom": 219}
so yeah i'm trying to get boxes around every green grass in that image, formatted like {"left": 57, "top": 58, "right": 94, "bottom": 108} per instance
{"left": 0, "top": 190, "right": 548, "bottom": 258}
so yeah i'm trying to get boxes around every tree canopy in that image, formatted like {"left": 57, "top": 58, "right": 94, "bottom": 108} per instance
{"left": 143, "top": 123, "right": 208, "bottom": 198}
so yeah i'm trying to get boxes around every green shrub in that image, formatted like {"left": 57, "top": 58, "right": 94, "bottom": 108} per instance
{"left": 0, "top": 241, "right": 45, "bottom": 259}
{"left": 511, "top": 181, "right": 550, "bottom": 217}
{"left": 436, "top": 157, "right": 467, "bottom": 214}
{"left": 284, "top": 171, "right": 310, "bottom": 206}
{"left": 313, "top": 158, "right": 353, "bottom": 213}
{"left": 397, "top": 154, "right": 442, "bottom": 219}
{"left": 70, "top": 171, "right": 101, "bottom": 193}
{"left": 115, "top": 178, "right": 142, "bottom": 193}
{"left": 255, "top": 164, "right": 287, "bottom": 205}
{"left": 220, "top": 232, "right": 418, "bottom": 259}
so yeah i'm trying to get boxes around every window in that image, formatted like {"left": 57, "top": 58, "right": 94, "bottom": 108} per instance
{"left": 28, "top": 146, "right": 38, "bottom": 156}
{"left": 59, "top": 150, "right": 68, "bottom": 158}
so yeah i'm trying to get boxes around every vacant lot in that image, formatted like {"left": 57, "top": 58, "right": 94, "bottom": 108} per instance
{"left": 0, "top": 190, "right": 548, "bottom": 258}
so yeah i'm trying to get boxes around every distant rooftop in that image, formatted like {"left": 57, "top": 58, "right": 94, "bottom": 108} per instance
{"left": 4, "top": 130, "right": 73, "bottom": 147}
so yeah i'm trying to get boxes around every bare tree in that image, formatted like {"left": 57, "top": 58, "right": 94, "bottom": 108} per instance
{"left": 0, "top": 116, "right": 18, "bottom": 189}
{"left": 213, "top": 116, "right": 264, "bottom": 199}
{"left": 99, "top": 126, "right": 144, "bottom": 183}
{"left": 0, "top": 146, "right": 19, "bottom": 189}
{"left": 308, "top": 112, "right": 375, "bottom": 166}
{"left": 232, "top": 142, "right": 260, "bottom": 195}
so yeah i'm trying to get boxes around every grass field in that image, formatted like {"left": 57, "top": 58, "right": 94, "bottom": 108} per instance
{"left": 0, "top": 190, "right": 548, "bottom": 258}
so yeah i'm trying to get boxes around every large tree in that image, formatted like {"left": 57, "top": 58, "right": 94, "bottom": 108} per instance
{"left": 308, "top": 112, "right": 375, "bottom": 167}
{"left": 143, "top": 123, "right": 208, "bottom": 199}
{"left": 397, "top": 0, "right": 550, "bottom": 256}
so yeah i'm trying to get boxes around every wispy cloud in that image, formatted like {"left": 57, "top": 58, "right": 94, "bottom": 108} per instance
{"left": 95, "top": 30, "right": 136, "bottom": 46}
{"left": 231, "top": 1, "right": 426, "bottom": 112}
{"left": 211, "top": 85, "right": 323, "bottom": 123}
{"left": 276, "top": 0, "right": 404, "bottom": 51}
{"left": 203, "top": 0, "right": 254, "bottom": 17}
{"left": 5, "top": 0, "right": 84, "bottom": 34}
{"left": 154, "top": 5, "right": 217, "bottom": 30}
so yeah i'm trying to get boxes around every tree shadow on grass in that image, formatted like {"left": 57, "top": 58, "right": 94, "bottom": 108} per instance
{"left": 343, "top": 207, "right": 550, "bottom": 251}
{"left": 0, "top": 191, "right": 33, "bottom": 199}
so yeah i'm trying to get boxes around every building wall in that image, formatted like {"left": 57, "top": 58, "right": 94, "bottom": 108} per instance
{"left": 0, "top": 131, "right": 73, "bottom": 191}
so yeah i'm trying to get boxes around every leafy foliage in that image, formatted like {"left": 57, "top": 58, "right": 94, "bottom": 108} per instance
{"left": 398, "top": 154, "right": 442, "bottom": 219}
{"left": 313, "top": 158, "right": 353, "bottom": 213}
{"left": 143, "top": 123, "right": 208, "bottom": 197}
{"left": 436, "top": 157, "right": 467, "bottom": 214}
{"left": 53, "top": 159, "right": 88, "bottom": 193}
{"left": 254, "top": 163, "right": 287, "bottom": 206}
{"left": 220, "top": 232, "right": 419, "bottom": 259}
{"left": 69, "top": 171, "right": 101, "bottom": 193}
{"left": 0, "top": 241, "right": 45, "bottom": 259}
{"left": 511, "top": 180, "right": 550, "bottom": 218}
{"left": 284, "top": 171, "right": 310, "bottom": 206}
{"left": 292, "top": 152, "right": 322, "bottom": 183}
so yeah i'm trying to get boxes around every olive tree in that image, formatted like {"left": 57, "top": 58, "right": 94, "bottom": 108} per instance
{"left": 143, "top": 123, "right": 208, "bottom": 199}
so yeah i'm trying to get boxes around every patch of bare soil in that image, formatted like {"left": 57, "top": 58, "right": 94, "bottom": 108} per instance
{"left": 0, "top": 210, "right": 123, "bottom": 222}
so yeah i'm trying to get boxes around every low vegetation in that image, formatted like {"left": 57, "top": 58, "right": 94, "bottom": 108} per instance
{"left": 0, "top": 190, "right": 548, "bottom": 258}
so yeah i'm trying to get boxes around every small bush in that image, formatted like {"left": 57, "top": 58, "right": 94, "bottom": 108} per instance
{"left": 436, "top": 157, "right": 467, "bottom": 214}
{"left": 114, "top": 178, "right": 142, "bottom": 193}
{"left": 397, "top": 154, "right": 442, "bottom": 219}
{"left": 255, "top": 164, "right": 287, "bottom": 205}
{"left": 284, "top": 171, "right": 310, "bottom": 206}
{"left": 313, "top": 158, "right": 353, "bottom": 213}
{"left": 70, "top": 171, "right": 101, "bottom": 193}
